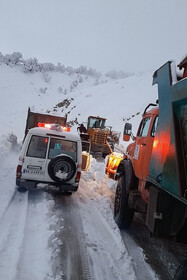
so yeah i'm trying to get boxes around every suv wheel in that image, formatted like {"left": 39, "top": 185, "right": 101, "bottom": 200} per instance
{"left": 48, "top": 155, "right": 76, "bottom": 183}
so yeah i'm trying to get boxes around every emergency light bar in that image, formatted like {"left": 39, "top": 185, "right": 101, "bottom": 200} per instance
{"left": 38, "top": 122, "right": 71, "bottom": 132}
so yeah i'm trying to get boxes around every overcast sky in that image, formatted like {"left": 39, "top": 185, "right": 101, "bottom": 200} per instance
{"left": 0, "top": 0, "right": 187, "bottom": 73}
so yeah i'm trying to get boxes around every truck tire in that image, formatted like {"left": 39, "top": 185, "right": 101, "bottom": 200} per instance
{"left": 114, "top": 174, "right": 134, "bottom": 229}
{"left": 48, "top": 155, "right": 76, "bottom": 183}
{"left": 17, "top": 186, "right": 28, "bottom": 193}
{"left": 114, "top": 160, "right": 138, "bottom": 229}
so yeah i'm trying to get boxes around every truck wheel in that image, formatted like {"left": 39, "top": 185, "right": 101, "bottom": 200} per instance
{"left": 48, "top": 155, "right": 76, "bottom": 183}
{"left": 114, "top": 174, "right": 134, "bottom": 229}
{"left": 63, "top": 191, "right": 72, "bottom": 196}
{"left": 17, "top": 186, "right": 28, "bottom": 193}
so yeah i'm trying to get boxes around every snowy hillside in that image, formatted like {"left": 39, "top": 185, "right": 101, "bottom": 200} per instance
{"left": 0, "top": 56, "right": 158, "bottom": 145}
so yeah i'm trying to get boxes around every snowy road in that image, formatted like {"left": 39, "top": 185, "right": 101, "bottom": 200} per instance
{"left": 51, "top": 194, "right": 92, "bottom": 280}
{"left": 0, "top": 146, "right": 185, "bottom": 280}
{"left": 0, "top": 189, "right": 54, "bottom": 280}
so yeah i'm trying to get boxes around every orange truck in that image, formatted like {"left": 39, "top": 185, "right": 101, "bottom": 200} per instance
{"left": 106, "top": 60, "right": 187, "bottom": 242}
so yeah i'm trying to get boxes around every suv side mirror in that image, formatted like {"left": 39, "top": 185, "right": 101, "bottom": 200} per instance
{"left": 123, "top": 123, "right": 132, "bottom": 141}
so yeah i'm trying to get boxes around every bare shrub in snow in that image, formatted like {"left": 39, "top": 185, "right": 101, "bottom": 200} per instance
{"left": 7, "top": 132, "right": 20, "bottom": 151}
{"left": 23, "top": 58, "right": 42, "bottom": 73}
{"left": 106, "top": 70, "right": 132, "bottom": 80}
{"left": 76, "top": 65, "right": 87, "bottom": 74}
{"left": 3, "top": 52, "right": 23, "bottom": 66}
{"left": 42, "top": 73, "right": 51, "bottom": 82}
{"left": 56, "top": 63, "right": 65, "bottom": 73}
{"left": 0, "top": 52, "right": 4, "bottom": 64}
{"left": 78, "top": 75, "right": 84, "bottom": 83}
{"left": 0, "top": 52, "right": 103, "bottom": 80}
{"left": 66, "top": 66, "right": 74, "bottom": 76}
{"left": 40, "top": 87, "right": 48, "bottom": 94}
{"left": 7, "top": 133, "right": 17, "bottom": 145}
{"left": 94, "top": 78, "right": 99, "bottom": 86}
{"left": 41, "top": 62, "right": 56, "bottom": 72}
{"left": 70, "top": 80, "right": 78, "bottom": 91}
{"left": 86, "top": 93, "right": 92, "bottom": 97}
{"left": 87, "top": 67, "right": 101, "bottom": 78}
{"left": 58, "top": 87, "right": 63, "bottom": 93}
{"left": 74, "top": 65, "right": 101, "bottom": 78}
{"left": 58, "top": 87, "right": 68, "bottom": 94}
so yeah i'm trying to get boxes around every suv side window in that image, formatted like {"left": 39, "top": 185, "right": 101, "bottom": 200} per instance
{"left": 48, "top": 138, "right": 77, "bottom": 161}
{"left": 26, "top": 135, "right": 48, "bottom": 158}
{"left": 138, "top": 117, "right": 151, "bottom": 137}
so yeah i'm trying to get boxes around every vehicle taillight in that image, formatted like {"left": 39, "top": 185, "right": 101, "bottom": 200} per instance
{"left": 75, "top": 171, "right": 81, "bottom": 183}
{"left": 62, "top": 126, "right": 71, "bottom": 132}
{"left": 16, "top": 165, "right": 22, "bottom": 179}
{"left": 38, "top": 122, "right": 51, "bottom": 129}
{"left": 38, "top": 122, "right": 71, "bottom": 132}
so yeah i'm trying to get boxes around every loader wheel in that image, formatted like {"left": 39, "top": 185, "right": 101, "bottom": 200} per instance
{"left": 114, "top": 174, "right": 134, "bottom": 229}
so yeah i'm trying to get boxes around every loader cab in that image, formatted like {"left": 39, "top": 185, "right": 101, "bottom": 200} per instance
{"left": 87, "top": 116, "right": 106, "bottom": 130}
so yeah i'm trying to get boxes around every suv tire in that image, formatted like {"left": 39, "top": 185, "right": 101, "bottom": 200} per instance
{"left": 48, "top": 155, "right": 76, "bottom": 183}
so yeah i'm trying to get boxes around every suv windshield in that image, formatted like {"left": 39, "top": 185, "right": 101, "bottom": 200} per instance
{"left": 26, "top": 135, "right": 48, "bottom": 159}
{"left": 48, "top": 138, "right": 77, "bottom": 162}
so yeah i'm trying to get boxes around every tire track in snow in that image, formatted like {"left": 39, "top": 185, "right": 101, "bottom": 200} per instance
{"left": 52, "top": 194, "right": 92, "bottom": 280}
{"left": 76, "top": 194, "right": 136, "bottom": 280}
{"left": 15, "top": 190, "right": 53, "bottom": 280}
{"left": 0, "top": 190, "right": 17, "bottom": 220}
{"left": 0, "top": 190, "right": 29, "bottom": 280}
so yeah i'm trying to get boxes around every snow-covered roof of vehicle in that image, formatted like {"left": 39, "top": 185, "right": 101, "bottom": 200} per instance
{"left": 27, "top": 127, "right": 81, "bottom": 141}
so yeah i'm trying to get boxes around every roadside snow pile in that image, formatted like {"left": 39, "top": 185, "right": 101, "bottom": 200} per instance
{"left": 77, "top": 158, "right": 136, "bottom": 280}
{"left": 0, "top": 134, "right": 20, "bottom": 218}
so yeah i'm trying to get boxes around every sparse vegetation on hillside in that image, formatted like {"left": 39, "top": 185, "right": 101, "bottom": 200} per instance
{"left": 0, "top": 52, "right": 102, "bottom": 78}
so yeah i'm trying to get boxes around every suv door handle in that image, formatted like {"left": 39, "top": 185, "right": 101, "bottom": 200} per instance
{"left": 141, "top": 143, "right": 146, "bottom": 146}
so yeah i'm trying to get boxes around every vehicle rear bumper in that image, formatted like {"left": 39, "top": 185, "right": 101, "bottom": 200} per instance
{"left": 16, "top": 178, "right": 78, "bottom": 192}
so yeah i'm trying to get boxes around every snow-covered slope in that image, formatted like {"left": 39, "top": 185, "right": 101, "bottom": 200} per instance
{"left": 0, "top": 62, "right": 158, "bottom": 143}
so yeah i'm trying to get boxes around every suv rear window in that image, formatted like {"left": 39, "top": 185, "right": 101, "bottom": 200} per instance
{"left": 48, "top": 138, "right": 77, "bottom": 162}
{"left": 26, "top": 135, "right": 48, "bottom": 158}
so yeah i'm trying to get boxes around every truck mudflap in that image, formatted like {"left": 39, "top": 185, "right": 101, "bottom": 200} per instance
{"left": 146, "top": 185, "right": 187, "bottom": 240}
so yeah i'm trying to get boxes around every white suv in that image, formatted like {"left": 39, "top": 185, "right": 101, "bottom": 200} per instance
{"left": 16, "top": 123, "right": 82, "bottom": 193}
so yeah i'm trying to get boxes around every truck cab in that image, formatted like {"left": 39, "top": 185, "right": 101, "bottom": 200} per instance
{"left": 125, "top": 105, "right": 158, "bottom": 203}
{"left": 106, "top": 60, "right": 187, "bottom": 241}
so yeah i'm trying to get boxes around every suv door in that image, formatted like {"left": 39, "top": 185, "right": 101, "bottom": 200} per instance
{"left": 44, "top": 137, "right": 77, "bottom": 183}
{"left": 21, "top": 135, "right": 49, "bottom": 181}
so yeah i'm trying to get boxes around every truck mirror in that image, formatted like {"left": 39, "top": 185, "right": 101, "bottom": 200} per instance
{"left": 123, "top": 123, "right": 132, "bottom": 141}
